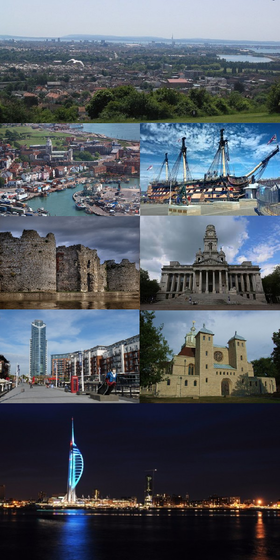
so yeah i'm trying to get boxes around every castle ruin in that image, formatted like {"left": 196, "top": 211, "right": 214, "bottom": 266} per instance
{"left": 0, "top": 231, "right": 139, "bottom": 293}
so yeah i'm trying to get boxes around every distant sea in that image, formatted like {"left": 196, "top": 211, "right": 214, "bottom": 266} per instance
{"left": 1, "top": 509, "right": 280, "bottom": 560}
{"left": 80, "top": 124, "right": 140, "bottom": 141}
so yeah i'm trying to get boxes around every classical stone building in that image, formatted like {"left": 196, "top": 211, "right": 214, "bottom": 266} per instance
{"left": 145, "top": 322, "right": 276, "bottom": 398}
{"left": 0, "top": 230, "right": 139, "bottom": 293}
{"left": 158, "top": 225, "right": 267, "bottom": 304}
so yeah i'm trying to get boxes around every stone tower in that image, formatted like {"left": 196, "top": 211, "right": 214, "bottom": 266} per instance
{"left": 195, "top": 324, "right": 214, "bottom": 396}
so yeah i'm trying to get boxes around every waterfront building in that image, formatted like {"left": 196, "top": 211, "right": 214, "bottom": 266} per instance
{"left": 29, "top": 320, "right": 47, "bottom": 377}
{"left": 51, "top": 335, "right": 139, "bottom": 381}
{"left": 158, "top": 225, "right": 267, "bottom": 305}
{"left": 143, "top": 322, "right": 276, "bottom": 398}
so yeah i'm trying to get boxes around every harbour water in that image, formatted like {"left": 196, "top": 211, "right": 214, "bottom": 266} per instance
{"left": 75, "top": 124, "right": 140, "bottom": 141}
{"left": 28, "top": 178, "right": 140, "bottom": 216}
{"left": 1, "top": 509, "right": 279, "bottom": 560}
{"left": 217, "top": 54, "right": 273, "bottom": 63}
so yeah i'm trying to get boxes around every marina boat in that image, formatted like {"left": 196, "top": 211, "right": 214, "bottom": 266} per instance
{"left": 146, "top": 129, "right": 279, "bottom": 203}
{"left": 75, "top": 201, "right": 87, "bottom": 210}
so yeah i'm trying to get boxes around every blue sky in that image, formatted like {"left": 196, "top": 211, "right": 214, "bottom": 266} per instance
{"left": 0, "top": 309, "right": 139, "bottom": 376}
{"left": 1, "top": 0, "right": 280, "bottom": 41}
{"left": 140, "top": 216, "right": 280, "bottom": 280}
{"left": 140, "top": 124, "right": 280, "bottom": 192}
{"left": 151, "top": 310, "right": 280, "bottom": 361}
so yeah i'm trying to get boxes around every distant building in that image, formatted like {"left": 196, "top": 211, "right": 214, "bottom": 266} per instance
{"left": 29, "top": 320, "right": 47, "bottom": 377}
{"left": 0, "top": 355, "right": 10, "bottom": 378}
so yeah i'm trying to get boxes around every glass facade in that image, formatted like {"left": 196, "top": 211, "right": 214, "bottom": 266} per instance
{"left": 29, "top": 320, "right": 47, "bottom": 377}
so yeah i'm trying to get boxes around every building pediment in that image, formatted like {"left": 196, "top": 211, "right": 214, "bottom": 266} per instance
{"left": 194, "top": 258, "right": 227, "bottom": 266}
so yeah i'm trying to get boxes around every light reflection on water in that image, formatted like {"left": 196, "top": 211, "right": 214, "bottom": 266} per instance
{"left": 1, "top": 510, "right": 280, "bottom": 560}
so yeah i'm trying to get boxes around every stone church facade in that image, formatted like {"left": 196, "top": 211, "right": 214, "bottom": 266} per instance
{"left": 148, "top": 322, "right": 276, "bottom": 398}
{"left": 158, "top": 225, "right": 267, "bottom": 304}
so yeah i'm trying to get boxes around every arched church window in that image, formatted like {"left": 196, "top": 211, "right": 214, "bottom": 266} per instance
{"left": 188, "top": 364, "right": 194, "bottom": 376}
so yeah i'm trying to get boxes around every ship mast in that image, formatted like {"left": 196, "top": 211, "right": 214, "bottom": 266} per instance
{"left": 207, "top": 128, "right": 230, "bottom": 179}
{"left": 171, "top": 137, "right": 192, "bottom": 184}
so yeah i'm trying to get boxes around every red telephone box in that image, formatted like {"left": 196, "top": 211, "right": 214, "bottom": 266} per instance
{"left": 71, "top": 376, "right": 79, "bottom": 393}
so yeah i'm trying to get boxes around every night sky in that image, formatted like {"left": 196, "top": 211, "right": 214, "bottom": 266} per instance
{"left": 1, "top": 404, "right": 280, "bottom": 503}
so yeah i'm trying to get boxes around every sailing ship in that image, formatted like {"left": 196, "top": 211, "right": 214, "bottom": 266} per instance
{"left": 145, "top": 129, "right": 279, "bottom": 203}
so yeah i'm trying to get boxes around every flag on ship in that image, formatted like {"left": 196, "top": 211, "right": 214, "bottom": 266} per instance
{"left": 267, "top": 134, "right": 277, "bottom": 144}
{"left": 147, "top": 165, "right": 153, "bottom": 170}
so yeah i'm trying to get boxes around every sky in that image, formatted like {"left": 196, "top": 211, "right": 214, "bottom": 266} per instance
{"left": 0, "top": 216, "right": 139, "bottom": 265}
{"left": 0, "top": 309, "right": 139, "bottom": 375}
{"left": 140, "top": 123, "right": 280, "bottom": 192}
{"left": 140, "top": 215, "right": 280, "bottom": 280}
{"left": 1, "top": 404, "right": 280, "bottom": 502}
{"left": 1, "top": 0, "right": 280, "bottom": 41}
{"left": 150, "top": 309, "right": 280, "bottom": 360}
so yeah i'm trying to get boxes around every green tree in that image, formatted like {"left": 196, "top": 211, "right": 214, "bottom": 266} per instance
{"left": 267, "top": 80, "right": 280, "bottom": 113}
{"left": 86, "top": 89, "right": 114, "bottom": 118}
{"left": 262, "top": 265, "right": 280, "bottom": 302}
{"left": 140, "top": 269, "right": 161, "bottom": 303}
{"left": 251, "top": 357, "right": 277, "bottom": 379}
{"left": 140, "top": 311, "right": 173, "bottom": 387}
{"left": 272, "top": 329, "right": 280, "bottom": 385}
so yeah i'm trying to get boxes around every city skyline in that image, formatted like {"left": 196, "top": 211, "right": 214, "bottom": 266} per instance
{"left": 1, "top": 404, "right": 280, "bottom": 502}
{"left": 1, "top": 0, "right": 280, "bottom": 41}
{"left": 0, "top": 309, "right": 139, "bottom": 375}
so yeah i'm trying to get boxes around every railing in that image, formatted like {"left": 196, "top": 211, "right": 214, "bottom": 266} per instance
{"left": 85, "top": 373, "right": 140, "bottom": 398}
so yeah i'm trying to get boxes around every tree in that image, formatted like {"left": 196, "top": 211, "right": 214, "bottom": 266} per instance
{"left": 272, "top": 329, "right": 280, "bottom": 385}
{"left": 262, "top": 265, "right": 280, "bottom": 302}
{"left": 140, "top": 269, "right": 160, "bottom": 303}
{"left": 267, "top": 80, "right": 280, "bottom": 113}
{"left": 251, "top": 357, "right": 277, "bottom": 379}
{"left": 140, "top": 311, "right": 173, "bottom": 387}
{"left": 86, "top": 89, "right": 114, "bottom": 118}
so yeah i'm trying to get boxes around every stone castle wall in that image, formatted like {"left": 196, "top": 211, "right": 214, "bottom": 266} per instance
{"left": 105, "top": 259, "right": 139, "bottom": 292}
{"left": 56, "top": 245, "right": 106, "bottom": 293}
{"left": 0, "top": 230, "right": 56, "bottom": 292}
{"left": 0, "top": 231, "right": 138, "bottom": 293}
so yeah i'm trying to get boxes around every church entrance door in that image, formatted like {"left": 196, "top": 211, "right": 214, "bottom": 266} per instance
{"left": 221, "top": 378, "right": 230, "bottom": 396}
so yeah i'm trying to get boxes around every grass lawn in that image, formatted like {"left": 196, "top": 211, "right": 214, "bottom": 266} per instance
{"left": 87, "top": 112, "right": 280, "bottom": 124}
{"left": 140, "top": 395, "right": 280, "bottom": 404}
{"left": 0, "top": 125, "right": 72, "bottom": 147}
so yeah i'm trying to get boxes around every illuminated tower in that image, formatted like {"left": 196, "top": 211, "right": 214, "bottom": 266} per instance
{"left": 67, "top": 418, "right": 84, "bottom": 504}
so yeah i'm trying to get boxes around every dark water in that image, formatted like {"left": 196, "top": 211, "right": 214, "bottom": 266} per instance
{"left": 0, "top": 293, "right": 139, "bottom": 309}
{"left": 1, "top": 510, "right": 280, "bottom": 560}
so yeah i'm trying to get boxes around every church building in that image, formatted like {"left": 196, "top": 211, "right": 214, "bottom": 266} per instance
{"left": 158, "top": 225, "right": 267, "bottom": 305}
{"left": 150, "top": 322, "right": 276, "bottom": 398}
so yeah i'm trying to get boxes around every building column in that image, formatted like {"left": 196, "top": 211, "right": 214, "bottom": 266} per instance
{"left": 240, "top": 274, "right": 245, "bottom": 293}
{"left": 205, "top": 270, "right": 209, "bottom": 293}
{"left": 212, "top": 270, "right": 216, "bottom": 293}
{"left": 252, "top": 274, "right": 256, "bottom": 292}
{"left": 235, "top": 274, "right": 238, "bottom": 292}
{"left": 176, "top": 275, "right": 181, "bottom": 292}
{"left": 219, "top": 270, "right": 222, "bottom": 293}
{"left": 170, "top": 274, "right": 176, "bottom": 293}
{"left": 225, "top": 270, "right": 229, "bottom": 292}
{"left": 189, "top": 275, "right": 192, "bottom": 290}
{"left": 183, "top": 274, "right": 187, "bottom": 292}
{"left": 199, "top": 271, "right": 202, "bottom": 293}
{"left": 193, "top": 272, "right": 196, "bottom": 293}
{"left": 229, "top": 274, "right": 233, "bottom": 290}
{"left": 246, "top": 274, "right": 251, "bottom": 292}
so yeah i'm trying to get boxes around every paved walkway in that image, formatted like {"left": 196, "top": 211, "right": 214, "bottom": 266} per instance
{"left": 140, "top": 200, "right": 257, "bottom": 216}
{"left": 0, "top": 385, "right": 135, "bottom": 404}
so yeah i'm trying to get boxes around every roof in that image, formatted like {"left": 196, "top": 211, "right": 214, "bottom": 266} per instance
{"left": 228, "top": 331, "right": 246, "bottom": 342}
{"left": 178, "top": 347, "right": 196, "bottom": 357}
{"left": 197, "top": 323, "right": 214, "bottom": 336}
{"left": 214, "top": 364, "right": 236, "bottom": 370}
